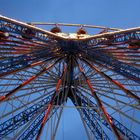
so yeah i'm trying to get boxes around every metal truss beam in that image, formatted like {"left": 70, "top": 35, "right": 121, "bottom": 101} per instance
{"left": 30, "top": 22, "right": 120, "bottom": 31}
{"left": 0, "top": 58, "right": 62, "bottom": 103}
{"left": 0, "top": 48, "right": 59, "bottom": 76}
{"left": 0, "top": 15, "right": 63, "bottom": 41}
{"left": 70, "top": 90, "right": 140, "bottom": 140}
{"left": 0, "top": 49, "right": 55, "bottom": 68}
{"left": 70, "top": 90, "right": 109, "bottom": 140}
{"left": 86, "top": 27, "right": 140, "bottom": 45}
{"left": 81, "top": 109, "right": 109, "bottom": 140}
{"left": 81, "top": 58, "right": 140, "bottom": 103}
{"left": 17, "top": 112, "right": 45, "bottom": 140}
{"left": 0, "top": 56, "right": 56, "bottom": 78}
{"left": 0, "top": 94, "right": 53, "bottom": 138}
{"left": 17, "top": 108, "right": 57, "bottom": 140}
{"left": 76, "top": 61, "right": 122, "bottom": 139}
{"left": 36, "top": 65, "right": 67, "bottom": 140}
{"left": 85, "top": 50, "right": 140, "bottom": 84}
{"left": 1, "top": 15, "right": 140, "bottom": 42}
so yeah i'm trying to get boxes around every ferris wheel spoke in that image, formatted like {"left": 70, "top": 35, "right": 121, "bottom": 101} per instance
{"left": 35, "top": 65, "right": 67, "bottom": 140}
{"left": 87, "top": 64, "right": 140, "bottom": 92}
{"left": 81, "top": 58, "right": 140, "bottom": 104}
{"left": 21, "top": 83, "right": 56, "bottom": 90}
{"left": 74, "top": 90, "right": 140, "bottom": 140}
{"left": 70, "top": 87, "right": 110, "bottom": 140}
{"left": 0, "top": 58, "right": 62, "bottom": 103}
{"left": 71, "top": 89, "right": 110, "bottom": 139}
{"left": 0, "top": 56, "right": 57, "bottom": 78}
{"left": 72, "top": 85, "right": 140, "bottom": 124}
{"left": 77, "top": 110, "right": 92, "bottom": 140}
{"left": 78, "top": 89, "right": 139, "bottom": 139}
{"left": 0, "top": 86, "right": 55, "bottom": 111}
{"left": 85, "top": 49, "right": 140, "bottom": 84}
{"left": 77, "top": 85, "right": 140, "bottom": 111}
{"left": 0, "top": 93, "right": 54, "bottom": 139}
{"left": 0, "top": 54, "right": 57, "bottom": 75}
{"left": 0, "top": 46, "right": 51, "bottom": 60}
{"left": 78, "top": 106, "right": 110, "bottom": 140}
{"left": 18, "top": 108, "right": 57, "bottom": 140}
{"left": 70, "top": 88, "right": 91, "bottom": 140}
{"left": 77, "top": 86, "right": 138, "bottom": 110}
{"left": 45, "top": 70, "right": 60, "bottom": 81}
{"left": 12, "top": 109, "right": 44, "bottom": 140}
{"left": 0, "top": 40, "right": 46, "bottom": 53}
{"left": 96, "top": 91, "right": 140, "bottom": 110}
{"left": 0, "top": 89, "right": 55, "bottom": 120}
{"left": 101, "top": 100, "right": 140, "bottom": 125}
{"left": 0, "top": 35, "right": 52, "bottom": 50}
{"left": 4, "top": 85, "right": 55, "bottom": 103}
{"left": 50, "top": 107, "right": 64, "bottom": 140}
{"left": 75, "top": 59, "right": 122, "bottom": 140}
{"left": 32, "top": 62, "right": 64, "bottom": 81}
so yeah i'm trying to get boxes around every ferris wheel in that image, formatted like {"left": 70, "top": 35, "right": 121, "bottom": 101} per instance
{"left": 0, "top": 15, "right": 140, "bottom": 140}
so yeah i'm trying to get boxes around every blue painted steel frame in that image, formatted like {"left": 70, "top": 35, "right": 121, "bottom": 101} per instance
{"left": 70, "top": 90, "right": 140, "bottom": 140}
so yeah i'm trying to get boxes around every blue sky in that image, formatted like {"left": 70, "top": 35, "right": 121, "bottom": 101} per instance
{"left": 0, "top": 0, "right": 140, "bottom": 140}
{"left": 0, "top": 0, "right": 140, "bottom": 28}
